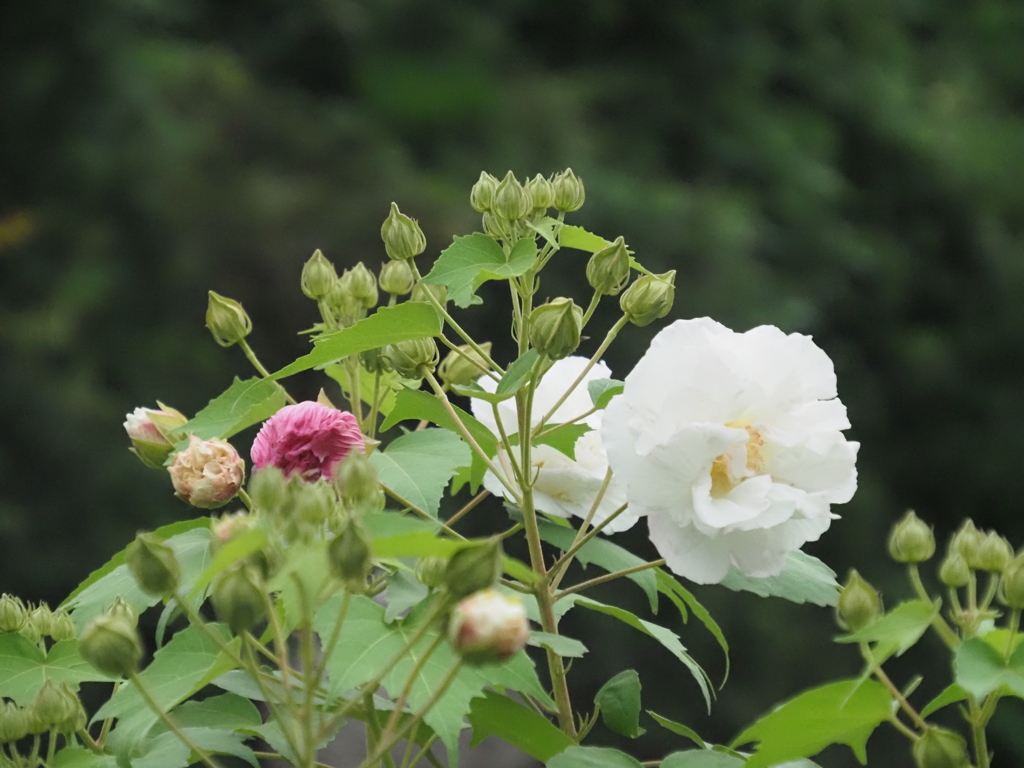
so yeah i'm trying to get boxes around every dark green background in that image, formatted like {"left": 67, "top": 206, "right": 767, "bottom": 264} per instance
{"left": 3, "top": 1, "right": 1024, "bottom": 765}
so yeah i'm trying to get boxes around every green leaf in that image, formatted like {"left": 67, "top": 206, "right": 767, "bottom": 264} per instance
{"left": 134, "top": 727, "right": 257, "bottom": 768}
{"left": 151, "top": 693, "right": 262, "bottom": 734}
{"left": 661, "top": 753, "right": 742, "bottom": 768}
{"left": 718, "top": 551, "right": 840, "bottom": 607}
{"left": 534, "top": 424, "right": 592, "bottom": 460}
{"left": 538, "top": 522, "right": 658, "bottom": 612}
{"left": 980, "top": 627, "right": 1024, "bottom": 657}
{"left": 170, "top": 377, "right": 284, "bottom": 441}
{"left": 450, "top": 381, "right": 510, "bottom": 405}
{"left": 836, "top": 599, "right": 938, "bottom": 662}
{"left": 647, "top": 711, "right": 706, "bottom": 749}
{"left": 423, "top": 233, "right": 538, "bottom": 308}
{"left": 527, "top": 217, "right": 561, "bottom": 249}
{"left": 656, "top": 571, "right": 730, "bottom": 682}
{"left": 371, "top": 428, "right": 471, "bottom": 516}
{"left": 558, "top": 226, "right": 611, "bottom": 253}
{"left": 468, "top": 690, "right": 574, "bottom": 762}
{"left": 496, "top": 349, "right": 539, "bottom": 397}
{"left": 385, "top": 569, "right": 429, "bottom": 623}
{"left": 547, "top": 746, "right": 643, "bottom": 768}
{"left": 920, "top": 683, "right": 969, "bottom": 718}
{"left": 272, "top": 303, "right": 442, "bottom": 380}
{"left": 954, "top": 637, "right": 1024, "bottom": 699}
{"left": 587, "top": 378, "right": 624, "bottom": 409}
{"left": 372, "top": 532, "right": 463, "bottom": 559}
{"left": 0, "top": 637, "right": 114, "bottom": 705}
{"left": 731, "top": 679, "right": 892, "bottom": 768}
{"left": 528, "top": 631, "right": 588, "bottom": 659}
{"left": 573, "top": 596, "right": 711, "bottom": 710}
{"left": 52, "top": 748, "right": 118, "bottom": 768}
{"left": 190, "top": 527, "right": 269, "bottom": 597}
{"left": 326, "top": 364, "right": 411, "bottom": 417}
{"left": 595, "top": 670, "right": 644, "bottom": 738}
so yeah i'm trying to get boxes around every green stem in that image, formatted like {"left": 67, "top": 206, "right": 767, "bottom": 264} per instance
{"left": 547, "top": 503, "right": 630, "bottom": 580}
{"left": 261, "top": 590, "right": 295, "bottom": 700}
{"left": 533, "top": 406, "right": 600, "bottom": 441}
{"left": 45, "top": 730, "right": 57, "bottom": 767}
{"left": 550, "top": 468, "right": 613, "bottom": 590}
{"left": 979, "top": 573, "right": 1000, "bottom": 612}
{"left": 368, "top": 371, "right": 383, "bottom": 439}
{"left": 580, "top": 291, "right": 601, "bottom": 328}
{"left": 556, "top": 560, "right": 666, "bottom": 599}
{"left": 490, "top": 401, "right": 525, "bottom": 489}
{"left": 238, "top": 338, "right": 298, "bottom": 405}
{"left": 907, "top": 564, "right": 960, "bottom": 649}
{"left": 381, "top": 483, "right": 465, "bottom": 541}
{"left": 381, "top": 634, "right": 445, "bottom": 738}
{"left": 244, "top": 639, "right": 304, "bottom": 764}
{"left": 96, "top": 682, "right": 119, "bottom": 748}
{"left": 888, "top": 715, "right": 920, "bottom": 743}
{"left": 363, "top": 693, "right": 398, "bottom": 768}
{"left": 314, "top": 591, "right": 352, "bottom": 683}
{"left": 861, "top": 645, "right": 928, "bottom": 731}
{"left": 76, "top": 729, "right": 102, "bottom": 755}
{"left": 346, "top": 356, "right": 365, "bottom": 430}
{"left": 129, "top": 671, "right": 224, "bottom": 768}
{"left": 436, "top": 335, "right": 500, "bottom": 382}
{"left": 1005, "top": 609, "right": 1021, "bottom": 662}
{"left": 970, "top": 697, "right": 990, "bottom": 768}
{"left": 445, "top": 490, "right": 490, "bottom": 528}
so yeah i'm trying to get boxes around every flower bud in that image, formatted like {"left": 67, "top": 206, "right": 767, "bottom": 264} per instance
{"left": 325, "top": 277, "right": 363, "bottom": 323}
{"left": 301, "top": 249, "right": 337, "bottom": 301}
{"left": 470, "top": 172, "right": 499, "bottom": 213}
{"left": 379, "top": 259, "right": 415, "bottom": 296}
{"left": 30, "top": 681, "right": 66, "bottom": 732}
{"left": 620, "top": 270, "right": 676, "bottom": 327}
{"left": 360, "top": 346, "right": 392, "bottom": 375}
{"left": 0, "top": 702, "right": 30, "bottom": 744}
{"left": 530, "top": 298, "right": 582, "bottom": 361}
{"left": 978, "top": 531, "right": 1013, "bottom": 573}
{"left": 106, "top": 596, "right": 139, "bottom": 627}
{"left": 334, "top": 451, "right": 380, "bottom": 513}
{"left": 411, "top": 282, "right": 447, "bottom": 306}
{"left": 249, "top": 466, "right": 288, "bottom": 512}
{"left": 80, "top": 614, "right": 141, "bottom": 678}
{"left": 340, "top": 263, "right": 379, "bottom": 310}
{"left": 939, "top": 551, "right": 970, "bottom": 588}
{"left": 492, "top": 172, "right": 532, "bottom": 221}
{"left": 912, "top": 727, "right": 969, "bottom": 768}
{"left": 213, "top": 511, "right": 257, "bottom": 547}
{"left": 552, "top": 169, "right": 585, "bottom": 213}
{"left": 586, "top": 237, "right": 631, "bottom": 296}
{"left": 384, "top": 338, "right": 439, "bottom": 379}
{"left": 836, "top": 570, "right": 881, "bottom": 633}
{"left": 527, "top": 174, "right": 555, "bottom": 211}
{"left": 18, "top": 616, "right": 41, "bottom": 645}
{"left": 55, "top": 684, "right": 86, "bottom": 735}
{"left": 438, "top": 343, "right": 493, "bottom": 387}
{"left": 28, "top": 603, "right": 53, "bottom": 638}
{"left": 416, "top": 557, "right": 448, "bottom": 589}
{"left": 449, "top": 590, "right": 529, "bottom": 664}
{"left": 212, "top": 567, "right": 266, "bottom": 635}
{"left": 328, "top": 519, "right": 374, "bottom": 588}
{"left": 381, "top": 202, "right": 426, "bottom": 261}
{"left": 887, "top": 510, "right": 935, "bottom": 564}
{"left": 124, "top": 405, "right": 188, "bottom": 469}
{"left": 1000, "top": 553, "right": 1024, "bottom": 609}
{"left": 168, "top": 435, "right": 245, "bottom": 509}
{"left": 444, "top": 539, "right": 503, "bottom": 600}
{"left": 205, "top": 291, "right": 252, "bottom": 348}
{"left": 296, "top": 480, "right": 335, "bottom": 526}
{"left": 951, "top": 519, "right": 984, "bottom": 570}
{"left": 49, "top": 611, "right": 76, "bottom": 643}
{"left": 127, "top": 532, "right": 181, "bottom": 596}
{"left": 0, "top": 594, "right": 28, "bottom": 633}
{"left": 482, "top": 212, "right": 511, "bottom": 240}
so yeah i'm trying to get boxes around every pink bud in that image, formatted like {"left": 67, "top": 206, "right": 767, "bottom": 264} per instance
{"left": 168, "top": 436, "right": 244, "bottom": 508}
{"left": 124, "top": 405, "right": 188, "bottom": 469}
{"left": 250, "top": 402, "right": 364, "bottom": 482}
{"left": 448, "top": 589, "right": 529, "bottom": 664}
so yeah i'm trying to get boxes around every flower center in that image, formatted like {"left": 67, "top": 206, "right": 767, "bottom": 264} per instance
{"left": 709, "top": 421, "right": 766, "bottom": 498}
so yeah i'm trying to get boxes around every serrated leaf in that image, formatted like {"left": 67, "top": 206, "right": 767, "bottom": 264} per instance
{"left": 52, "top": 748, "right": 118, "bottom": 768}
{"left": 528, "top": 631, "right": 587, "bottom": 659}
{"left": 558, "top": 226, "right": 611, "bottom": 253}
{"left": 656, "top": 571, "right": 729, "bottom": 682}
{"left": 468, "top": 690, "right": 574, "bottom": 762}
{"left": 423, "top": 233, "right": 538, "bottom": 308}
{"left": 732, "top": 679, "right": 891, "bottom": 768}
{"left": 836, "top": 599, "right": 937, "bottom": 663}
{"left": 133, "top": 727, "right": 257, "bottom": 768}
{"left": 527, "top": 217, "right": 561, "bottom": 249}
{"left": 595, "top": 670, "right": 644, "bottom": 738}
{"left": 954, "top": 637, "right": 1024, "bottom": 699}
{"left": 0, "top": 637, "right": 115, "bottom": 705}
{"left": 496, "top": 349, "right": 539, "bottom": 396}
{"left": 920, "top": 683, "right": 969, "bottom": 718}
{"left": 534, "top": 424, "right": 592, "bottom": 460}
{"left": 385, "top": 569, "right": 429, "bottom": 623}
{"left": 587, "top": 378, "right": 624, "bottom": 409}
{"left": 547, "top": 746, "right": 643, "bottom": 768}
{"left": 170, "top": 377, "right": 284, "bottom": 441}
{"left": 718, "top": 551, "right": 840, "bottom": 607}
{"left": 371, "top": 428, "right": 471, "bottom": 516}
{"left": 647, "top": 711, "right": 706, "bottom": 749}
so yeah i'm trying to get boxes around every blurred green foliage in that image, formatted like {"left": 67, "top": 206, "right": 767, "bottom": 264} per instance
{"left": 3, "top": 1, "right": 1024, "bottom": 765}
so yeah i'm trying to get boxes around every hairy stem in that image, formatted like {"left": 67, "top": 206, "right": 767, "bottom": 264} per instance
{"left": 129, "top": 671, "right": 224, "bottom": 768}
{"left": 238, "top": 338, "right": 298, "bottom": 405}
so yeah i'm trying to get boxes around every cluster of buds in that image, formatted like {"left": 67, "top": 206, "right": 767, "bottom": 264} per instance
{"left": 0, "top": 682, "right": 85, "bottom": 744}
{"left": 0, "top": 595, "right": 75, "bottom": 644}
{"left": 80, "top": 598, "right": 142, "bottom": 679}
{"left": 471, "top": 169, "right": 585, "bottom": 241}
{"left": 123, "top": 404, "right": 188, "bottom": 469}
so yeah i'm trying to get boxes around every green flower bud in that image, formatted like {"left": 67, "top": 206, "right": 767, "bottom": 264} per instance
{"left": 492, "top": 171, "right": 532, "bottom": 221}
{"left": 887, "top": 510, "right": 935, "bottom": 564}
{"left": 212, "top": 510, "right": 257, "bottom": 548}
{"left": 205, "top": 291, "right": 252, "bottom": 348}
{"left": 951, "top": 519, "right": 984, "bottom": 569}
{"left": 301, "top": 249, "right": 337, "bottom": 301}
{"left": 0, "top": 594, "right": 27, "bottom": 633}
{"left": 438, "top": 343, "right": 493, "bottom": 387}
{"left": 379, "top": 259, "right": 415, "bottom": 296}
{"left": 836, "top": 569, "right": 881, "bottom": 633}
{"left": 328, "top": 519, "right": 374, "bottom": 588}
{"left": 384, "top": 337, "right": 439, "bottom": 379}
{"left": 411, "top": 282, "right": 447, "bottom": 306}
{"left": 620, "top": 270, "right": 676, "bottom": 327}
{"left": 470, "top": 172, "right": 499, "bottom": 213}
{"left": 586, "top": 236, "right": 631, "bottom": 296}
{"left": 481, "top": 211, "right": 511, "bottom": 240}
{"left": 526, "top": 174, "right": 555, "bottom": 211}
{"left": 80, "top": 614, "right": 142, "bottom": 678}
{"left": 552, "top": 168, "right": 585, "bottom": 213}
{"left": 18, "top": 610, "right": 40, "bottom": 645}
{"left": 340, "top": 263, "right": 379, "bottom": 310}
{"left": 30, "top": 681, "right": 66, "bottom": 732}
{"left": 212, "top": 567, "right": 266, "bottom": 635}
{"left": 978, "top": 531, "right": 1013, "bottom": 572}
{"left": 1000, "top": 553, "right": 1024, "bottom": 609}
{"left": 325, "top": 277, "right": 363, "bottom": 323}
{"left": 334, "top": 451, "right": 380, "bottom": 513}
{"left": 444, "top": 539, "right": 503, "bottom": 600}
{"left": 913, "top": 727, "right": 969, "bottom": 768}
{"left": 106, "top": 596, "right": 139, "bottom": 628}
{"left": 939, "top": 551, "right": 970, "bottom": 588}
{"left": 126, "top": 532, "right": 181, "bottom": 596}
{"left": 416, "top": 557, "right": 448, "bottom": 589}
{"left": 296, "top": 480, "right": 335, "bottom": 525}
{"left": 0, "top": 702, "right": 30, "bottom": 744}
{"left": 249, "top": 466, "right": 289, "bottom": 513}
{"left": 530, "top": 298, "right": 582, "bottom": 360}
{"left": 381, "top": 202, "right": 426, "bottom": 261}
{"left": 55, "top": 684, "right": 86, "bottom": 736}
{"left": 49, "top": 611, "right": 76, "bottom": 643}
{"left": 29, "top": 603, "right": 53, "bottom": 638}
{"left": 359, "top": 346, "right": 391, "bottom": 375}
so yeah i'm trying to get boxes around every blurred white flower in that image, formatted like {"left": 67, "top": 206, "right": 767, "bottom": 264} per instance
{"left": 471, "top": 356, "right": 636, "bottom": 533}
{"left": 602, "top": 318, "right": 858, "bottom": 584}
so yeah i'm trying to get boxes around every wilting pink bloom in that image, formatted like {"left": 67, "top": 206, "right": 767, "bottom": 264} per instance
{"left": 448, "top": 589, "right": 529, "bottom": 663}
{"left": 168, "top": 436, "right": 245, "bottom": 508}
{"left": 251, "top": 402, "right": 364, "bottom": 482}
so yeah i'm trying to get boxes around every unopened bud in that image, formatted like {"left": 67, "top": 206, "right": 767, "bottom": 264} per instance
{"left": 527, "top": 174, "right": 555, "bottom": 211}
{"left": 836, "top": 570, "right": 881, "bottom": 633}
{"left": 379, "top": 259, "right": 415, "bottom": 296}
{"left": 31, "top": 682, "right": 66, "bottom": 732}
{"left": 445, "top": 539, "right": 503, "bottom": 600}
{"left": 213, "top": 511, "right": 257, "bottom": 547}
{"left": 384, "top": 337, "right": 439, "bottom": 379}
{"left": 28, "top": 603, "right": 53, "bottom": 638}
{"left": 168, "top": 435, "right": 245, "bottom": 509}
{"left": 1000, "top": 553, "right": 1024, "bottom": 609}
{"left": 212, "top": 567, "right": 266, "bottom": 635}
{"left": 359, "top": 346, "right": 391, "bottom": 375}
{"left": 482, "top": 212, "right": 511, "bottom": 240}
{"left": 492, "top": 172, "right": 532, "bottom": 221}
{"left": 978, "top": 531, "right": 1013, "bottom": 572}
{"left": 416, "top": 557, "right": 448, "bottom": 589}
{"left": 206, "top": 291, "right": 252, "bottom": 348}
{"left": 56, "top": 684, "right": 85, "bottom": 735}
{"left": 80, "top": 614, "right": 141, "bottom": 678}
{"left": 449, "top": 590, "right": 529, "bottom": 664}
{"left": 411, "top": 282, "right": 447, "bottom": 306}
{"left": 0, "top": 702, "right": 30, "bottom": 744}
{"left": 951, "top": 519, "right": 984, "bottom": 570}
{"left": 328, "top": 519, "right": 373, "bottom": 588}
{"left": 552, "top": 169, "right": 585, "bottom": 213}
{"left": 340, "top": 263, "right": 379, "bottom": 310}
{"left": 335, "top": 451, "right": 380, "bottom": 513}
{"left": 49, "top": 611, "right": 76, "bottom": 643}
{"left": 939, "top": 551, "right": 970, "bottom": 588}
{"left": 301, "top": 249, "right": 337, "bottom": 301}
{"left": 0, "top": 594, "right": 27, "bottom": 633}
{"left": 106, "top": 597, "right": 139, "bottom": 628}
{"left": 913, "top": 727, "right": 969, "bottom": 768}
{"left": 438, "top": 343, "right": 493, "bottom": 387}
{"left": 530, "top": 298, "right": 582, "bottom": 360}
{"left": 325, "top": 277, "right": 362, "bottom": 322}
{"left": 470, "top": 172, "right": 499, "bottom": 213}
{"left": 19, "top": 616, "right": 41, "bottom": 645}
{"left": 127, "top": 532, "right": 181, "bottom": 596}
{"left": 620, "top": 270, "right": 676, "bottom": 327}
{"left": 124, "top": 405, "right": 188, "bottom": 469}
{"left": 887, "top": 510, "right": 935, "bottom": 564}
{"left": 586, "top": 237, "right": 631, "bottom": 296}
{"left": 381, "top": 203, "right": 426, "bottom": 261}
{"left": 249, "top": 466, "right": 288, "bottom": 513}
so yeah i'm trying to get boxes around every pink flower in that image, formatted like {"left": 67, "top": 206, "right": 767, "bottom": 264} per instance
{"left": 251, "top": 402, "right": 364, "bottom": 482}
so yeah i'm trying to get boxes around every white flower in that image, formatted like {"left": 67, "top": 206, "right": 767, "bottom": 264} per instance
{"left": 602, "top": 318, "right": 858, "bottom": 584}
{"left": 471, "top": 356, "right": 637, "bottom": 533}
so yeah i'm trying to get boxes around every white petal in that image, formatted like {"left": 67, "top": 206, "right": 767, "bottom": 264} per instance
{"left": 647, "top": 513, "right": 735, "bottom": 585}
{"left": 691, "top": 473, "right": 773, "bottom": 529}
{"left": 767, "top": 435, "right": 859, "bottom": 503}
